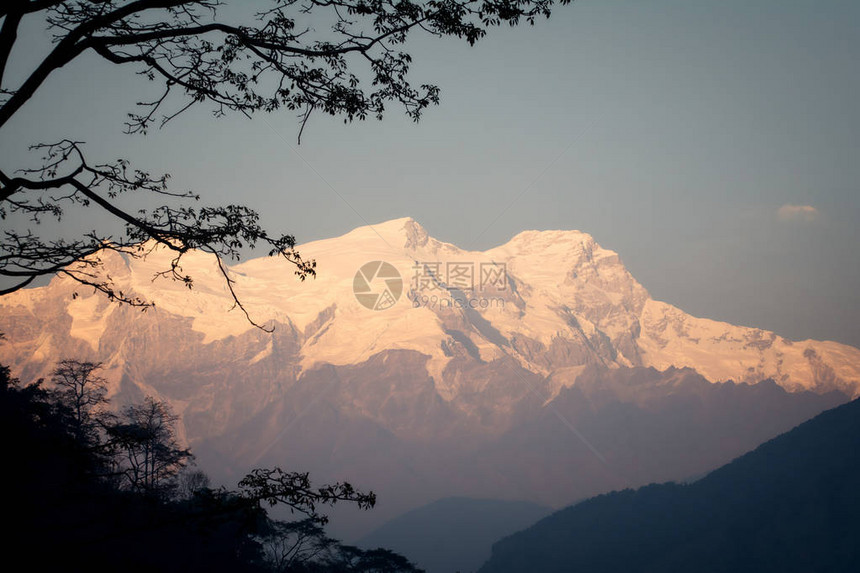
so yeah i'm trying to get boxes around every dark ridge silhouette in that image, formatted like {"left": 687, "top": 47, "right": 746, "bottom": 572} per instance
{"left": 359, "top": 497, "right": 551, "bottom": 573}
{"left": 478, "top": 397, "right": 860, "bottom": 573}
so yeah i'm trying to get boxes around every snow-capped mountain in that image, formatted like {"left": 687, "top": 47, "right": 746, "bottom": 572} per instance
{"left": 7, "top": 216, "right": 853, "bottom": 396}
{"left": 1, "top": 217, "right": 857, "bottom": 537}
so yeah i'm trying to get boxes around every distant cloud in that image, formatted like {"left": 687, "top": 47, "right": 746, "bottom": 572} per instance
{"left": 777, "top": 204, "right": 819, "bottom": 222}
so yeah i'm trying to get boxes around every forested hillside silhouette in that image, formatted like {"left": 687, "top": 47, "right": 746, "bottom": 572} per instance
{"left": 1, "top": 360, "right": 423, "bottom": 572}
{"left": 479, "top": 397, "right": 860, "bottom": 573}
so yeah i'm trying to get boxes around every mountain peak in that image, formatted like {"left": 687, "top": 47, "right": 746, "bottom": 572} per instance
{"left": 329, "top": 217, "right": 470, "bottom": 258}
{"left": 508, "top": 227, "right": 593, "bottom": 243}
{"left": 333, "top": 217, "right": 430, "bottom": 251}
{"left": 368, "top": 216, "right": 421, "bottom": 233}
{"left": 497, "top": 228, "right": 598, "bottom": 255}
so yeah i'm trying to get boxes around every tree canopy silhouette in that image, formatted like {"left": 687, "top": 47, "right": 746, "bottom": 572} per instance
{"left": 0, "top": 0, "right": 571, "bottom": 327}
{"left": 50, "top": 358, "right": 109, "bottom": 444}
{"left": 106, "top": 395, "right": 193, "bottom": 496}
{"left": 2, "top": 360, "right": 424, "bottom": 572}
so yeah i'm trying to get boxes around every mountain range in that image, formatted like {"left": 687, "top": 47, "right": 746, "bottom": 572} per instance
{"left": 0, "top": 217, "right": 857, "bottom": 540}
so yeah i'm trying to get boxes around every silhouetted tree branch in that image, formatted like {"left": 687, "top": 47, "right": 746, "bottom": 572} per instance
{"left": 0, "top": 0, "right": 570, "bottom": 327}
{"left": 239, "top": 466, "right": 377, "bottom": 525}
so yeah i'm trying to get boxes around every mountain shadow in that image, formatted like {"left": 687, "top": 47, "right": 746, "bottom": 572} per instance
{"left": 196, "top": 364, "right": 847, "bottom": 540}
{"left": 478, "top": 397, "right": 860, "bottom": 573}
{"left": 359, "top": 497, "right": 551, "bottom": 573}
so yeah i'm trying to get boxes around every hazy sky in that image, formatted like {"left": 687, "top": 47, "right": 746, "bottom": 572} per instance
{"left": 2, "top": 0, "right": 859, "bottom": 346}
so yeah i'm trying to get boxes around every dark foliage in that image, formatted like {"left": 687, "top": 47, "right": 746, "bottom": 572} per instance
{"left": 0, "top": 362, "right": 423, "bottom": 572}
{"left": 105, "top": 395, "right": 193, "bottom": 497}
{"left": 478, "top": 398, "right": 860, "bottom": 573}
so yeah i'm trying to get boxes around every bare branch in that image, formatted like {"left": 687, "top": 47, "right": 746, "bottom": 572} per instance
{"left": 0, "top": 0, "right": 568, "bottom": 327}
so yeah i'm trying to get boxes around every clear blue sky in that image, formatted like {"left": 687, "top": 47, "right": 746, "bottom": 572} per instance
{"left": 2, "top": 0, "right": 859, "bottom": 346}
